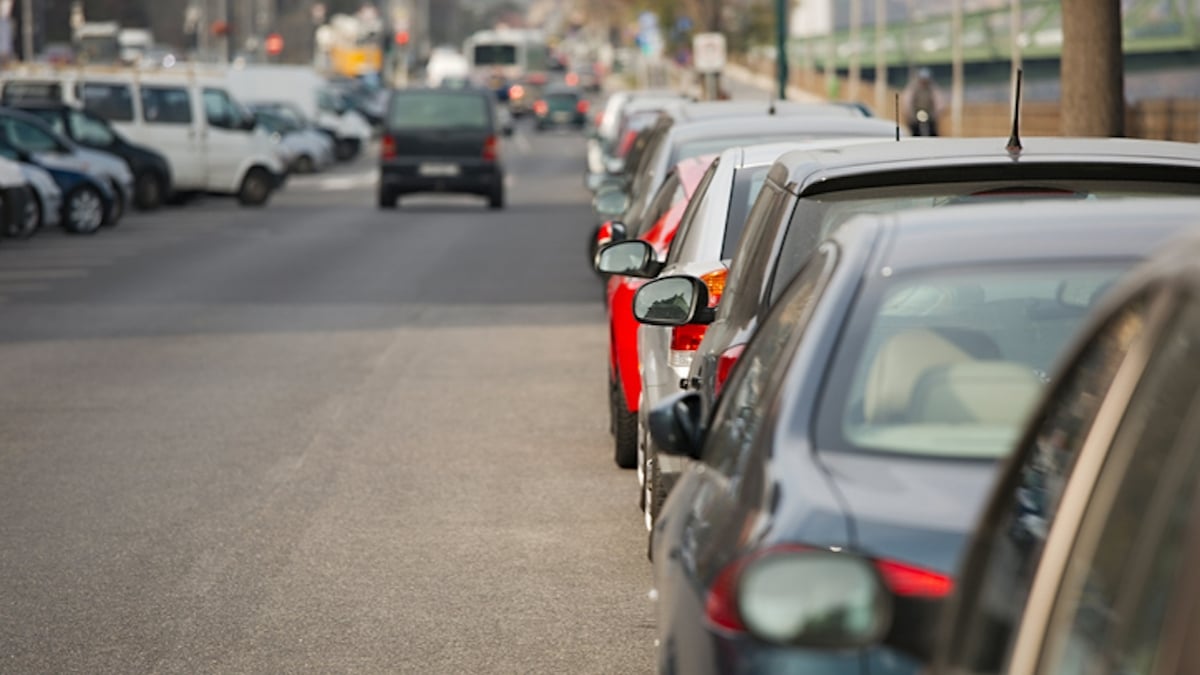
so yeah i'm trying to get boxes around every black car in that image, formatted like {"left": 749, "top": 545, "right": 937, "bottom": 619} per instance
{"left": 13, "top": 102, "right": 172, "bottom": 211}
{"left": 534, "top": 85, "right": 588, "bottom": 131}
{"left": 378, "top": 88, "right": 505, "bottom": 210}
{"left": 643, "top": 199, "right": 1200, "bottom": 675}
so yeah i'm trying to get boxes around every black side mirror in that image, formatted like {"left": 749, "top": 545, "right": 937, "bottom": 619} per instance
{"left": 648, "top": 391, "right": 705, "bottom": 459}
{"left": 634, "top": 275, "right": 715, "bottom": 326}
{"left": 595, "top": 240, "right": 662, "bottom": 278}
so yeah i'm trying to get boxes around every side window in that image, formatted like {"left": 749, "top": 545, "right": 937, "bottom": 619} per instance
{"left": 666, "top": 161, "right": 719, "bottom": 266}
{"left": 68, "top": 112, "right": 116, "bottom": 147}
{"left": 720, "top": 181, "right": 793, "bottom": 318}
{"left": 635, "top": 172, "right": 681, "bottom": 238}
{"left": 1037, "top": 299, "right": 1200, "bottom": 675}
{"left": 141, "top": 87, "right": 193, "bottom": 125}
{"left": 703, "top": 247, "right": 835, "bottom": 478}
{"left": 203, "top": 88, "right": 241, "bottom": 129}
{"left": 939, "top": 294, "right": 1152, "bottom": 675}
{"left": 77, "top": 83, "right": 135, "bottom": 122}
{"left": 1, "top": 118, "right": 64, "bottom": 153}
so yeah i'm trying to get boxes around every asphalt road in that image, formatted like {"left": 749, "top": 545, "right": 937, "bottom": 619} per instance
{"left": 0, "top": 127, "right": 655, "bottom": 673}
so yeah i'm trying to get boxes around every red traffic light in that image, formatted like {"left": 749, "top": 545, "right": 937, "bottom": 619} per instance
{"left": 394, "top": 30, "right": 410, "bottom": 46}
{"left": 265, "top": 33, "right": 284, "bottom": 55}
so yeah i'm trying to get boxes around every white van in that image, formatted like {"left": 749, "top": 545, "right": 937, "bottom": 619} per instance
{"left": 226, "top": 65, "right": 372, "bottom": 161}
{"left": 2, "top": 66, "right": 285, "bottom": 206}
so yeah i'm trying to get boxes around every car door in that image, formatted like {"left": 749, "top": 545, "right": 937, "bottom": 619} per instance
{"left": 0, "top": 115, "right": 82, "bottom": 172}
{"left": 656, "top": 247, "right": 838, "bottom": 671}
{"left": 138, "top": 84, "right": 205, "bottom": 190}
{"left": 201, "top": 87, "right": 252, "bottom": 193}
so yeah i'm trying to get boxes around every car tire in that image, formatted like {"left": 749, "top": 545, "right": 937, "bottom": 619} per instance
{"left": 488, "top": 181, "right": 505, "bottom": 210}
{"left": 105, "top": 180, "right": 125, "bottom": 226}
{"left": 134, "top": 171, "right": 165, "bottom": 211}
{"left": 63, "top": 185, "right": 105, "bottom": 235}
{"left": 8, "top": 193, "right": 40, "bottom": 238}
{"left": 644, "top": 448, "right": 666, "bottom": 531}
{"left": 335, "top": 139, "right": 359, "bottom": 162}
{"left": 613, "top": 376, "right": 638, "bottom": 469}
{"left": 238, "top": 168, "right": 273, "bottom": 207}
{"left": 295, "top": 154, "right": 316, "bottom": 174}
{"left": 378, "top": 189, "right": 397, "bottom": 209}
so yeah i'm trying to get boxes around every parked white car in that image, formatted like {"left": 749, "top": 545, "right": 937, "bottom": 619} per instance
{"left": 248, "top": 104, "right": 335, "bottom": 174}
{"left": 2, "top": 66, "right": 286, "bottom": 206}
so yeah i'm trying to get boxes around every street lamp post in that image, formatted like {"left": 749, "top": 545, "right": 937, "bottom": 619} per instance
{"left": 775, "top": 0, "right": 788, "bottom": 100}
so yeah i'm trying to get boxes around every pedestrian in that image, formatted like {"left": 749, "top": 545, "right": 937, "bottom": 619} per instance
{"left": 901, "top": 68, "right": 947, "bottom": 136}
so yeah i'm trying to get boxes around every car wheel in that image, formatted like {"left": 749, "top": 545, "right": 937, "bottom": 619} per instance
{"left": 488, "top": 180, "right": 505, "bottom": 210}
{"left": 238, "top": 168, "right": 272, "bottom": 207}
{"left": 134, "top": 171, "right": 165, "bottom": 211}
{"left": 613, "top": 376, "right": 638, "bottom": 469}
{"left": 645, "top": 448, "right": 666, "bottom": 532}
{"left": 105, "top": 180, "right": 125, "bottom": 226}
{"left": 378, "top": 189, "right": 397, "bottom": 209}
{"left": 63, "top": 185, "right": 105, "bottom": 235}
{"left": 335, "top": 139, "right": 358, "bottom": 161}
{"left": 8, "top": 193, "right": 40, "bottom": 238}
{"left": 295, "top": 155, "right": 316, "bottom": 174}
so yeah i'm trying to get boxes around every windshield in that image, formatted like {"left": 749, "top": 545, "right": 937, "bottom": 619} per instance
{"left": 820, "top": 264, "right": 1127, "bottom": 460}
{"left": 473, "top": 44, "right": 517, "bottom": 66}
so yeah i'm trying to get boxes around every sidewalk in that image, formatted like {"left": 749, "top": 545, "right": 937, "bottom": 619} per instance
{"left": 723, "top": 63, "right": 824, "bottom": 103}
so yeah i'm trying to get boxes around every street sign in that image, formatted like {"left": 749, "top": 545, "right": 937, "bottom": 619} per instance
{"left": 693, "top": 32, "right": 727, "bottom": 73}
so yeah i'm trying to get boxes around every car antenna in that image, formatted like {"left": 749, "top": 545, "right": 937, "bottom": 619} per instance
{"left": 1007, "top": 68, "right": 1024, "bottom": 154}
{"left": 893, "top": 93, "right": 901, "bottom": 141}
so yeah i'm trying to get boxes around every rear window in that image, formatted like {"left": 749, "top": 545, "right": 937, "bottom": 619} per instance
{"left": 474, "top": 44, "right": 517, "bottom": 66}
{"left": 388, "top": 92, "right": 490, "bottom": 130}
{"left": 77, "top": 82, "right": 134, "bottom": 122}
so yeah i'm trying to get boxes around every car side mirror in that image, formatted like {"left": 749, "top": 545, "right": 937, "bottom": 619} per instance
{"left": 647, "top": 391, "right": 705, "bottom": 459}
{"left": 595, "top": 240, "right": 662, "bottom": 278}
{"left": 241, "top": 114, "right": 258, "bottom": 131}
{"left": 593, "top": 186, "right": 629, "bottom": 220}
{"left": 736, "top": 550, "right": 893, "bottom": 649}
{"left": 633, "top": 275, "right": 715, "bottom": 326}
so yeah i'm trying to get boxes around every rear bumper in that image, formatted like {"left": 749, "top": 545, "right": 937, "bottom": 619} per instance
{"left": 380, "top": 160, "right": 502, "bottom": 196}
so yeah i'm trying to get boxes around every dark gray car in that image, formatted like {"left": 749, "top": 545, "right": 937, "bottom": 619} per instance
{"left": 645, "top": 199, "right": 1200, "bottom": 675}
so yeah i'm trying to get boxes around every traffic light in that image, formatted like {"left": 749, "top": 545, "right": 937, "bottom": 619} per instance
{"left": 395, "top": 30, "right": 409, "bottom": 46}
{"left": 265, "top": 33, "right": 284, "bottom": 56}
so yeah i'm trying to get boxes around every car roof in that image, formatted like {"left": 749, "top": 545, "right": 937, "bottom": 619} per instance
{"left": 676, "top": 100, "right": 862, "bottom": 121}
{"left": 731, "top": 138, "right": 891, "bottom": 169}
{"left": 667, "top": 115, "right": 897, "bottom": 145}
{"left": 855, "top": 198, "right": 1200, "bottom": 273}
{"left": 774, "top": 137, "right": 1200, "bottom": 196}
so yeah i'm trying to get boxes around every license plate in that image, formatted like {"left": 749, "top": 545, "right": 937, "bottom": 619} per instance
{"left": 419, "top": 163, "right": 460, "bottom": 177}
{"left": 553, "top": 112, "right": 571, "bottom": 122}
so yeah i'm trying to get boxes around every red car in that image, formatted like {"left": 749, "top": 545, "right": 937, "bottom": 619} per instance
{"left": 604, "top": 155, "right": 714, "bottom": 469}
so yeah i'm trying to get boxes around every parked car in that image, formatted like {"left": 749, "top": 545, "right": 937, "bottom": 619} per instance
{"left": 1, "top": 67, "right": 286, "bottom": 206}
{"left": 587, "top": 90, "right": 688, "bottom": 191}
{"left": 0, "top": 152, "right": 32, "bottom": 237}
{"left": 534, "top": 85, "right": 588, "bottom": 131}
{"left": 0, "top": 140, "right": 114, "bottom": 234}
{"left": 593, "top": 114, "right": 898, "bottom": 475}
{"left": 0, "top": 106, "right": 132, "bottom": 225}
{"left": 11, "top": 101, "right": 172, "bottom": 210}
{"left": 378, "top": 88, "right": 505, "bottom": 210}
{"left": 646, "top": 138, "right": 1200, "bottom": 430}
{"left": 644, "top": 198, "right": 1200, "bottom": 675}
{"left": 0, "top": 145, "right": 62, "bottom": 236}
{"left": 247, "top": 105, "right": 334, "bottom": 174}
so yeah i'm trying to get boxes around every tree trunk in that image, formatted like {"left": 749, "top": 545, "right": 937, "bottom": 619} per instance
{"left": 1060, "top": 0, "right": 1124, "bottom": 136}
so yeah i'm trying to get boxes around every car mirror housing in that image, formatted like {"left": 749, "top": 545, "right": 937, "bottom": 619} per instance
{"left": 595, "top": 240, "right": 662, "bottom": 278}
{"left": 737, "top": 550, "right": 893, "bottom": 649}
{"left": 647, "top": 391, "right": 705, "bottom": 460}
{"left": 592, "top": 186, "right": 629, "bottom": 220}
{"left": 634, "top": 276, "right": 714, "bottom": 326}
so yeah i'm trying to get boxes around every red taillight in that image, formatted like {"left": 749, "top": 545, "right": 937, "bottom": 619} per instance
{"left": 509, "top": 84, "right": 525, "bottom": 100}
{"left": 705, "top": 559, "right": 746, "bottom": 632}
{"left": 714, "top": 344, "right": 746, "bottom": 397}
{"left": 875, "top": 558, "right": 954, "bottom": 598}
{"left": 565, "top": 72, "right": 580, "bottom": 87}
{"left": 670, "top": 323, "right": 708, "bottom": 353}
{"left": 668, "top": 268, "right": 727, "bottom": 368}
{"left": 381, "top": 135, "right": 396, "bottom": 160}
{"left": 534, "top": 100, "right": 549, "bottom": 116}
{"left": 482, "top": 135, "right": 498, "bottom": 162}
{"left": 576, "top": 99, "right": 590, "bottom": 114}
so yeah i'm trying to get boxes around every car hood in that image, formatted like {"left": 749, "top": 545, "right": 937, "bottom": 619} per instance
{"left": 73, "top": 147, "right": 133, "bottom": 183}
{"left": 19, "top": 163, "right": 60, "bottom": 197}
{"left": 817, "top": 450, "right": 999, "bottom": 574}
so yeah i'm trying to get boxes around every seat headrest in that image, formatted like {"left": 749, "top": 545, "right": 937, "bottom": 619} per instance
{"left": 908, "top": 361, "right": 1043, "bottom": 426}
{"left": 863, "top": 328, "right": 972, "bottom": 424}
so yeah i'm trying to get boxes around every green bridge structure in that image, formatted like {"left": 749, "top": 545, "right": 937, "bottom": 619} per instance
{"left": 789, "top": 0, "right": 1200, "bottom": 87}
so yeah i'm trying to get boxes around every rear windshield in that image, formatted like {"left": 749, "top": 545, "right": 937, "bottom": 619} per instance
{"left": 722, "top": 164, "right": 773, "bottom": 257}
{"left": 546, "top": 93, "right": 578, "bottom": 109}
{"left": 388, "top": 92, "right": 490, "bottom": 130}
{"left": 473, "top": 44, "right": 517, "bottom": 66}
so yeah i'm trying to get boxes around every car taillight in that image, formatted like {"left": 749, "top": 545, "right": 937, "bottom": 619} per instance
{"left": 705, "top": 545, "right": 953, "bottom": 634}
{"left": 534, "top": 100, "right": 549, "bottom": 116}
{"left": 482, "top": 135, "right": 498, "bottom": 161}
{"left": 509, "top": 84, "right": 525, "bottom": 100}
{"left": 576, "top": 99, "right": 590, "bottom": 114}
{"left": 381, "top": 134, "right": 396, "bottom": 160}
{"left": 668, "top": 268, "right": 727, "bottom": 370}
{"left": 596, "top": 221, "right": 614, "bottom": 248}
{"left": 714, "top": 344, "right": 746, "bottom": 397}
{"left": 565, "top": 72, "right": 580, "bottom": 87}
